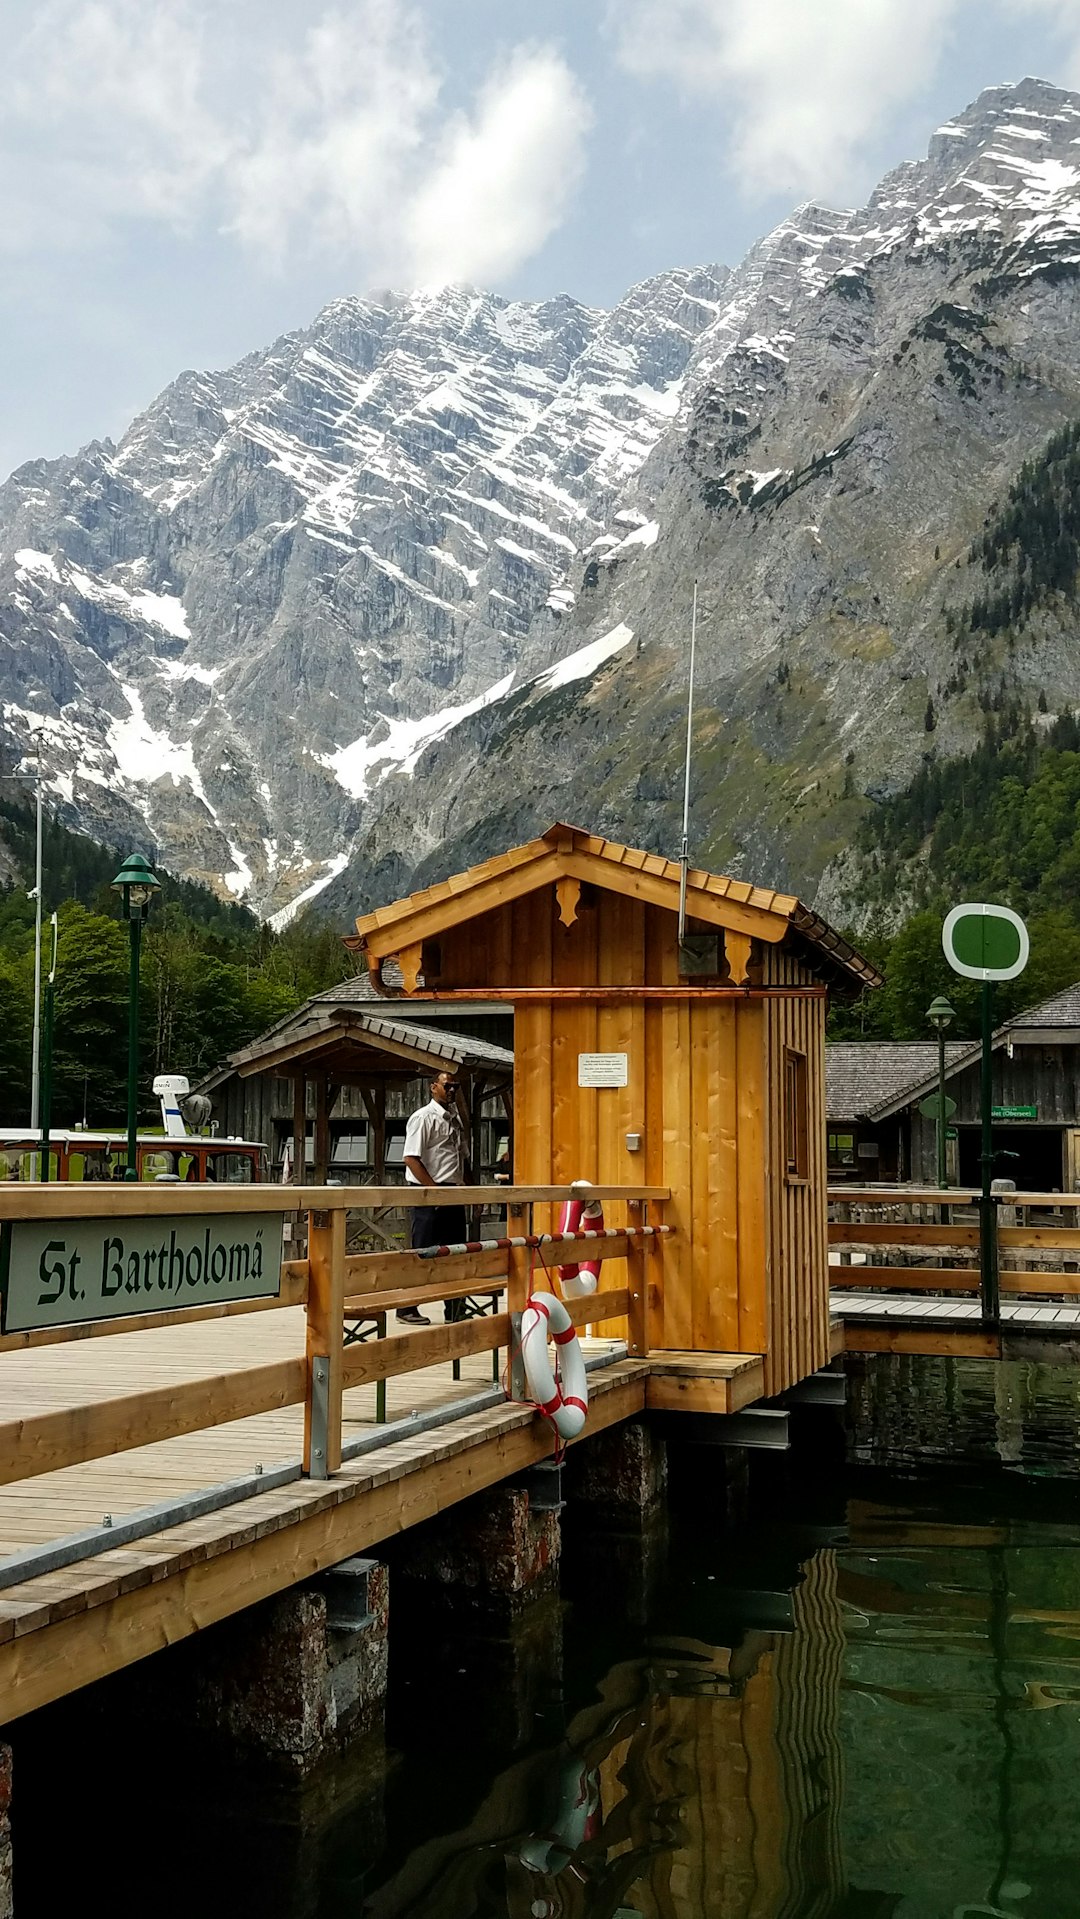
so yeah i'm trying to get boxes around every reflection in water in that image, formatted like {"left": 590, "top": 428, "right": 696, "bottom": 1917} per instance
{"left": 16, "top": 1362, "right": 1080, "bottom": 1918}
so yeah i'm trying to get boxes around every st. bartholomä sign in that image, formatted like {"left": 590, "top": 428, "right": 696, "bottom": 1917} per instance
{"left": 1, "top": 1212, "right": 284, "bottom": 1334}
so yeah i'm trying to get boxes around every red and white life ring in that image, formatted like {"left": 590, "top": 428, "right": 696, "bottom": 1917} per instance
{"left": 558, "top": 1183, "right": 604, "bottom": 1298}
{"left": 521, "top": 1291, "right": 589, "bottom": 1440}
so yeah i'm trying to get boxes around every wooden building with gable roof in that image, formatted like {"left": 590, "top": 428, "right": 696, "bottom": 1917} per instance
{"left": 348, "top": 823, "right": 879, "bottom": 1394}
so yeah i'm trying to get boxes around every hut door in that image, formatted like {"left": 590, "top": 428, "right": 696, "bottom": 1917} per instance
{"left": 1066, "top": 1130, "right": 1080, "bottom": 1193}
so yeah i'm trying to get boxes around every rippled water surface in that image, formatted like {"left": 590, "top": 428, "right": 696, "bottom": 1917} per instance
{"left": 17, "top": 1359, "right": 1080, "bottom": 1918}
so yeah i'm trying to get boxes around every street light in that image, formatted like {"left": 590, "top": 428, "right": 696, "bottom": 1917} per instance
{"left": 927, "top": 995, "right": 956, "bottom": 1190}
{"left": 111, "top": 853, "right": 161, "bottom": 1180}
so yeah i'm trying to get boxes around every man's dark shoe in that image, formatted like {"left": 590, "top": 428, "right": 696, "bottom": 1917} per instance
{"left": 396, "top": 1307, "right": 431, "bottom": 1326}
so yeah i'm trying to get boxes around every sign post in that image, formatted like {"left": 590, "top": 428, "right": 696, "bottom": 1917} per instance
{"left": 942, "top": 904, "right": 1029, "bottom": 1328}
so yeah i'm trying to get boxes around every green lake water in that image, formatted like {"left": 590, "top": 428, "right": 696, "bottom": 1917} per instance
{"left": 16, "top": 1359, "right": 1080, "bottom": 1918}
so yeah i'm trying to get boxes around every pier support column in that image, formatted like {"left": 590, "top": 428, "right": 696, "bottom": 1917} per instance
{"left": 390, "top": 1487, "right": 562, "bottom": 1754}
{"left": 393, "top": 1485, "right": 560, "bottom": 1621}
{"left": 563, "top": 1416, "right": 667, "bottom": 1523}
{"left": 0, "top": 1745, "right": 11, "bottom": 1919}
{"left": 562, "top": 1418, "right": 669, "bottom": 1625}
{"left": 123, "top": 1557, "right": 389, "bottom": 1779}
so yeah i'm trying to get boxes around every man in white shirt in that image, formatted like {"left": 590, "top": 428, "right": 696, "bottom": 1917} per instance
{"left": 399, "top": 1070, "right": 468, "bottom": 1325}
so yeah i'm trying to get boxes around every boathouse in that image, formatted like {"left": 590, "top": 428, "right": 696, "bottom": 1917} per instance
{"left": 347, "top": 823, "right": 880, "bottom": 1394}
{"left": 828, "top": 982, "right": 1080, "bottom": 1192}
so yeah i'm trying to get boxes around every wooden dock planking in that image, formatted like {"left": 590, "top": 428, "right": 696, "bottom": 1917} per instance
{"left": 0, "top": 1362, "right": 649, "bottom": 1721}
{"left": 0, "top": 1306, "right": 511, "bottom": 1556}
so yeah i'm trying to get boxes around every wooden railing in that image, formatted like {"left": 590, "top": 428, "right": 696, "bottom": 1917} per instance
{"left": 0, "top": 1183, "right": 669, "bottom": 1487}
{"left": 828, "top": 1184, "right": 1080, "bottom": 1323}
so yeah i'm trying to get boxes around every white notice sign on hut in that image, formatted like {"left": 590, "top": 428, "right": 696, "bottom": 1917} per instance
{"left": 577, "top": 1052, "right": 628, "bottom": 1088}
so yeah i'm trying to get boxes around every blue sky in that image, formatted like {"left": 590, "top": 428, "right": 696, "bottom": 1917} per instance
{"left": 2, "top": 0, "right": 1080, "bottom": 478}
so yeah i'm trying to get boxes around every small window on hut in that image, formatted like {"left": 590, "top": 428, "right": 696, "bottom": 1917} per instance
{"left": 784, "top": 1048, "right": 809, "bottom": 1181}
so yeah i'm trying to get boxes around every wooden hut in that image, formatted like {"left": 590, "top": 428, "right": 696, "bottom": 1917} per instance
{"left": 348, "top": 824, "right": 879, "bottom": 1394}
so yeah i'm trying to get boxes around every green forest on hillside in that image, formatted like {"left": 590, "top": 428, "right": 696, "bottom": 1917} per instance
{"left": 832, "top": 706, "right": 1080, "bottom": 1038}
{"left": 0, "top": 802, "right": 356, "bottom": 1127}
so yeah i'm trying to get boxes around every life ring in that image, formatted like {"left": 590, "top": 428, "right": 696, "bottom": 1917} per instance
{"left": 521, "top": 1291, "right": 589, "bottom": 1439}
{"left": 557, "top": 1183, "right": 604, "bottom": 1298}
{"left": 519, "top": 1757, "right": 600, "bottom": 1874}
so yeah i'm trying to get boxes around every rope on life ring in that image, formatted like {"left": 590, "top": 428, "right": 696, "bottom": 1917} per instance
{"left": 521, "top": 1291, "right": 589, "bottom": 1440}
{"left": 557, "top": 1182, "right": 604, "bottom": 1298}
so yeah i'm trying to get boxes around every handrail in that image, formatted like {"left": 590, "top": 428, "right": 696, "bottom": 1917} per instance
{"left": 0, "top": 1191, "right": 667, "bottom": 1487}
{"left": 829, "top": 1187, "right": 1080, "bottom": 1318}
{"left": 0, "top": 1182, "right": 670, "bottom": 1221}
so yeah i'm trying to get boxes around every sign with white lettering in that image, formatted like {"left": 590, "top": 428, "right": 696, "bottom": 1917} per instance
{"left": 0, "top": 1212, "right": 283, "bottom": 1334}
{"left": 577, "top": 1052, "right": 629, "bottom": 1089}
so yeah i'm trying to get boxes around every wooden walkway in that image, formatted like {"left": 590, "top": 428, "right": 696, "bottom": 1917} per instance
{"left": 0, "top": 1305, "right": 510, "bottom": 1556}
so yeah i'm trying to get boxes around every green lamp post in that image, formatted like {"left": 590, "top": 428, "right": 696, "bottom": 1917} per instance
{"left": 927, "top": 995, "right": 956, "bottom": 1190}
{"left": 111, "top": 854, "right": 160, "bottom": 1180}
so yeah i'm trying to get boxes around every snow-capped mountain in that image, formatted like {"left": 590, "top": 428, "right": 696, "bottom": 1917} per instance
{"left": 6, "top": 79, "right": 1080, "bottom": 920}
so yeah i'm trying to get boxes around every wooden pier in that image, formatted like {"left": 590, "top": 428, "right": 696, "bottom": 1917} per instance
{"left": 0, "top": 1178, "right": 782, "bottom": 1727}
{"left": 830, "top": 1185, "right": 1080, "bottom": 1355}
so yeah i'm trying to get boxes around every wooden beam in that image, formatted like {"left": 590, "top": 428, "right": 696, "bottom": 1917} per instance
{"left": 0, "top": 1183, "right": 670, "bottom": 1221}
{"left": 556, "top": 851, "right": 789, "bottom": 944}
{"left": 361, "top": 852, "right": 566, "bottom": 959}
{"left": 292, "top": 1071, "right": 306, "bottom": 1189}
{"left": 393, "top": 986, "right": 828, "bottom": 1001}
{"left": 313, "top": 1075, "right": 331, "bottom": 1188}
{"left": 344, "top": 1246, "right": 508, "bottom": 1296}
{"left": 828, "top": 1223, "right": 980, "bottom": 1247}
{"left": 830, "top": 1266, "right": 980, "bottom": 1292}
{"left": 842, "top": 1325, "right": 1001, "bottom": 1358}
{"left": 341, "top": 1287, "right": 631, "bottom": 1385}
{"left": 832, "top": 1266, "right": 1080, "bottom": 1297}
{"left": 999, "top": 1226, "right": 1080, "bottom": 1249}
{"left": 646, "top": 1375, "right": 739, "bottom": 1414}
{"left": 0, "top": 1371, "right": 648, "bottom": 1721}
{"left": 0, "top": 1357, "right": 306, "bottom": 1486}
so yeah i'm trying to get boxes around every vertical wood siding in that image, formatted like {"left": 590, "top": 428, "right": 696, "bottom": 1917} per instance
{"left": 438, "top": 887, "right": 828, "bottom": 1384}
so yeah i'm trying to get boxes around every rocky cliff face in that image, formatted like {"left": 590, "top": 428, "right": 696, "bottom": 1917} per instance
{"left": 6, "top": 79, "right": 1080, "bottom": 924}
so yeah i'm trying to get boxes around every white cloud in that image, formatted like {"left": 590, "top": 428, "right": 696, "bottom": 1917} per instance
{"left": 403, "top": 47, "right": 593, "bottom": 286}
{"left": 0, "top": 0, "right": 591, "bottom": 287}
{"left": 609, "top": 0, "right": 1080, "bottom": 201}
{"left": 610, "top": 0, "right": 960, "bottom": 197}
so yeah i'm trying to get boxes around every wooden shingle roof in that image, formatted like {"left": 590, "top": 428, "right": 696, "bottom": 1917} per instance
{"left": 348, "top": 822, "right": 882, "bottom": 992}
{"left": 827, "top": 1041, "right": 971, "bottom": 1121}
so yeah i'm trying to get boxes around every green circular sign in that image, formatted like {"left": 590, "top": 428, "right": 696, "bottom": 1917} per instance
{"left": 942, "top": 903, "right": 1029, "bottom": 981}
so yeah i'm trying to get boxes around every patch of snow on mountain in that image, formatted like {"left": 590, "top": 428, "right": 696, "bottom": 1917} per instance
{"left": 157, "top": 660, "right": 221, "bottom": 687}
{"left": 531, "top": 623, "right": 635, "bottom": 694}
{"left": 67, "top": 569, "right": 190, "bottom": 638}
{"left": 268, "top": 853, "right": 350, "bottom": 932}
{"left": 14, "top": 550, "right": 61, "bottom": 583}
{"left": 109, "top": 684, "right": 205, "bottom": 796}
{"left": 325, "top": 671, "right": 517, "bottom": 799}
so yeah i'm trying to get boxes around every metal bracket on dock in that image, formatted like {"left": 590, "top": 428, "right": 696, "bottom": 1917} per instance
{"left": 663, "top": 1407, "right": 790, "bottom": 1450}
{"left": 509, "top": 1311, "right": 526, "bottom": 1401}
{"left": 315, "top": 1555, "right": 378, "bottom": 1633}
{"left": 519, "top": 1459, "right": 564, "bottom": 1513}
{"left": 309, "top": 1354, "right": 330, "bottom": 1479}
{"left": 781, "top": 1369, "right": 848, "bottom": 1409}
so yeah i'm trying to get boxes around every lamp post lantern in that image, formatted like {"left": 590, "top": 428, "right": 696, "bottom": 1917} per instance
{"left": 927, "top": 995, "right": 956, "bottom": 1190}
{"left": 111, "top": 854, "right": 160, "bottom": 1180}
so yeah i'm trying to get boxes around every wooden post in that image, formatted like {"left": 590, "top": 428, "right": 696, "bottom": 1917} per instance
{"left": 304, "top": 1206, "right": 345, "bottom": 1476}
{"left": 292, "top": 1072, "right": 307, "bottom": 1186}
{"left": 626, "top": 1197, "right": 648, "bottom": 1358}
{"left": 314, "top": 1074, "right": 331, "bottom": 1186}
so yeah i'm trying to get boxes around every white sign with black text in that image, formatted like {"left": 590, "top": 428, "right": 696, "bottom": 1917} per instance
{"left": 577, "top": 1052, "right": 629, "bottom": 1089}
